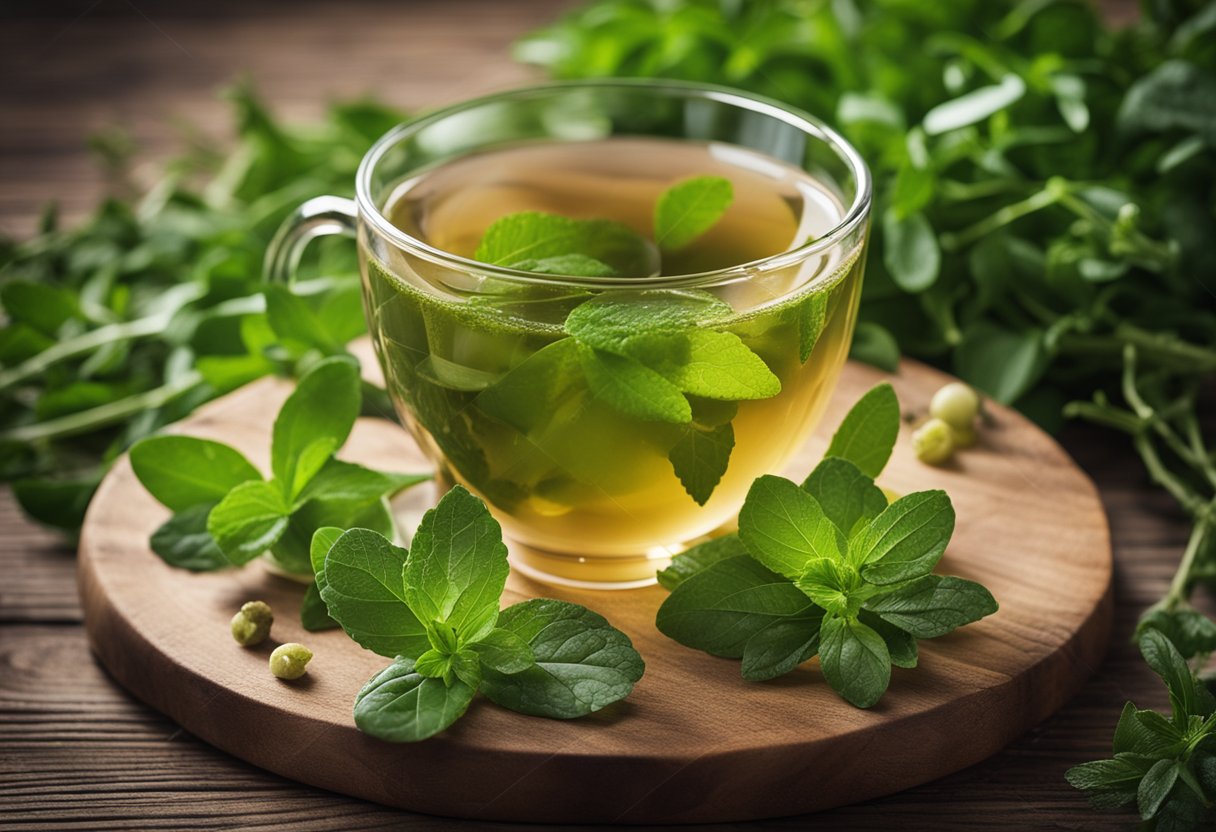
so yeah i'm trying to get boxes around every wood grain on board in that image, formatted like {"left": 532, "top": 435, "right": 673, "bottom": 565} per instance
{"left": 76, "top": 356, "right": 1111, "bottom": 824}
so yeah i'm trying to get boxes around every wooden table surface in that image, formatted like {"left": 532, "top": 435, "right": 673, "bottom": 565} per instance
{"left": 0, "top": 1, "right": 1200, "bottom": 830}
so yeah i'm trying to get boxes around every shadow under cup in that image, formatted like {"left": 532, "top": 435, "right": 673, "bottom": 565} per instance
{"left": 355, "top": 81, "right": 872, "bottom": 588}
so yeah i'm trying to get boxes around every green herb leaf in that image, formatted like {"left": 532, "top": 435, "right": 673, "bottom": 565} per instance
{"left": 657, "top": 534, "right": 748, "bottom": 591}
{"left": 922, "top": 74, "right": 1026, "bottom": 135}
{"left": 480, "top": 599, "right": 644, "bottom": 719}
{"left": 801, "top": 456, "right": 888, "bottom": 539}
{"left": 130, "top": 436, "right": 260, "bottom": 512}
{"left": 799, "top": 292, "right": 828, "bottom": 363}
{"left": 353, "top": 658, "right": 476, "bottom": 743}
{"left": 319, "top": 528, "right": 428, "bottom": 658}
{"left": 863, "top": 574, "right": 997, "bottom": 637}
{"left": 1112, "top": 702, "right": 1184, "bottom": 757}
{"left": 508, "top": 254, "right": 618, "bottom": 277}
{"left": 740, "top": 617, "right": 822, "bottom": 681}
{"left": 650, "top": 330, "right": 780, "bottom": 400}
{"left": 859, "top": 610, "right": 918, "bottom": 669}
{"left": 954, "top": 323, "right": 1047, "bottom": 405}
{"left": 856, "top": 490, "right": 955, "bottom": 584}
{"left": 738, "top": 474, "right": 846, "bottom": 580}
{"left": 271, "top": 356, "right": 362, "bottom": 499}
{"left": 297, "top": 459, "right": 429, "bottom": 505}
{"left": 824, "top": 382, "right": 900, "bottom": 479}
{"left": 668, "top": 421, "right": 734, "bottom": 505}
{"left": 1066, "top": 755, "right": 1153, "bottom": 808}
{"left": 403, "top": 485, "right": 509, "bottom": 643}
{"left": 656, "top": 555, "right": 819, "bottom": 657}
{"left": 469, "top": 627, "right": 536, "bottom": 674}
{"left": 1139, "top": 629, "right": 1209, "bottom": 724}
{"left": 206, "top": 479, "right": 291, "bottom": 565}
{"left": 818, "top": 613, "right": 891, "bottom": 708}
{"left": 882, "top": 208, "right": 941, "bottom": 292}
{"left": 564, "top": 291, "right": 732, "bottom": 353}
{"left": 475, "top": 211, "right": 658, "bottom": 277}
{"left": 149, "top": 503, "right": 229, "bottom": 571}
{"left": 848, "top": 322, "right": 900, "bottom": 372}
{"left": 577, "top": 345, "right": 692, "bottom": 424}
{"left": 1138, "top": 759, "right": 1180, "bottom": 820}
{"left": 654, "top": 175, "right": 733, "bottom": 250}
{"left": 300, "top": 583, "right": 338, "bottom": 631}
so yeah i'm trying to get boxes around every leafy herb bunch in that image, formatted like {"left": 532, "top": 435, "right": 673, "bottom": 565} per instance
{"left": 314, "top": 486, "right": 645, "bottom": 742}
{"left": 0, "top": 84, "right": 406, "bottom": 534}
{"left": 656, "top": 382, "right": 998, "bottom": 707}
{"left": 130, "top": 356, "right": 427, "bottom": 629}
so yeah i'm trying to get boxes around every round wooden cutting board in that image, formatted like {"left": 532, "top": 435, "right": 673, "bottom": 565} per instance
{"left": 78, "top": 357, "right": 1112, "bottom": 825}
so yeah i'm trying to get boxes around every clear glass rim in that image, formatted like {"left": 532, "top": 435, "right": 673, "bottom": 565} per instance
{"left": 355, "top": 79, "right": 873, "bottom": 289}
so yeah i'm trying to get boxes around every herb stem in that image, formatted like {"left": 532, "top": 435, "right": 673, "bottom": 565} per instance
{"left": 940, "top": 182, "right": 1065, "bottom": 251}
{"left": 1164, "top": 520, "right": 1211, "bottom": 610}
{"left": 0, "top": 371, "right": 203, "bottom": 443}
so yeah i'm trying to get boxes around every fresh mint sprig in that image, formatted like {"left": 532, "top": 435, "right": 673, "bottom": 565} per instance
{"left": 130, "top": 356, "right": 429, "bottom": 628}
{"left": 1067, "top": 630, "right": 1216, "bottom": 827}
{"left": 313, "top": 485, "right": 644, "bottom": 742}
{"left": 655, "top": 382, "right": 998, "bottom": 707}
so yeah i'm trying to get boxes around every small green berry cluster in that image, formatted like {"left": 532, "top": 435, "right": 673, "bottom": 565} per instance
{"left": 912, "top": 382, "right": 982, "bottom": 466}
{"left": 230, "top": 600, "right": 313, "bottom": 681}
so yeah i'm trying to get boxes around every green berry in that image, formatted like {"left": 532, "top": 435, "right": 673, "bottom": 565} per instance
{"left": 929, "top": 382, "right": 980, "bottom": 431}
{"left": 230, "top": 600, "right": 274, "bottom": 647}
{"left": 913, "top": 418, "right": 955, "bottom": 465}
{"left": 270, "top": 643, "right": 313, "bottom": 680}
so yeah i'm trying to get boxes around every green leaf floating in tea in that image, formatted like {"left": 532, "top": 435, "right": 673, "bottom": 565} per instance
{"left": 315, "top": 485, "right": 645, "bottom": 741}
{"left": 656, "top": 382, "right": 999, "bottom": 708}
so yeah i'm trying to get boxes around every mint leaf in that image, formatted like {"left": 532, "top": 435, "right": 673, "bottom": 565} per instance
{"left": 298, "top": 459, "right": 429, "bottom": 505}
{"left": 824, "top": 382, "right": 900, "bottom": 479}
{"left": 270, "top": 493, "right": 395, "bottom": 575}
{"left": 1138, "top": 759, "right": 1180, "bottom": 820}
{"left": 738, "top": 474, "right": 846, "bottom": 580}
{"left": 668, "top": 421, "right": 733, "bottom": 505}
{"left": 319, "top": 528, "right": 428, "bottom": 659}
{"left": 508, "top": 254, "right": 617, "bottom": 277}
{"left": 818, "top": 614, "right": 891, "bottom": 708}
{"left": 480, "top": 599, "right": 644, "bottom": 719}
{"left": 577, "top": 345, "right": 691, "bottom": 424}
{"left": 130, "top": 436, "right": 260, "bottom": 512}
{"left": 474, "top": 338, "right": 582, "bottom": 433}
{"left": 656, "top": 555, "right": 818, "bottom": 657}
{"left": 1113, "top": 702, "right": 1185, "bottom": 757}
{"left": 475, "top": 211, "right": 658, "bottom": 277}
{"left": 1067, "top": 756, "right": 1153, "bottom": 807}
{"left": 802, "top": 457, "right": 888, "bottom": 539}
{"left": 794, "top": 557, "right": 854, "bottom": 615}
{"left": 309, "top": 525, "right": 344, "bottom": 577}
{"left": 1140, "top": 629, "right": 1210, "bottom": 724}
{"left": 206, "top": 480, "right": 291, "bottom": 565}
{"left": 265, "top": 284, "right": 338, "bottom": 353}
{"left": 353, "top": 658, "right": 476, "bottom": 743}
{"left": 740, "top": 617, "right": 822, "bottom": 681}
{"left": 271, "top": 356, "right": 362, "bottom": 499}
{"left": 149, "top": 503, "right": 229, "bottom": 571}
{"left": 864, "top": 574, "right": 997, "bottom": 637}
{"left": 649, "top": 330, "right": 780, "bottom": 400}
{"left": 657, "top": 534, "right": 747, "bottom": 590}
{"left": 564, "top": 290, "right": 732, "bottom": 353}
{"left": 300, "top": 583, "right": 338, "bottom": 632}
{"left": 859, "top": 610, "right": 918, "bottom": 669}
{"left": 404, "top": 485, "right": 509, "bottom": 643}
{"left": 654, "top": 175, "right": 733, "bottom": 250}
{"left": 469, "top": 627, "right": 535, "bottom": 675}
{"left": 856, "top": 490, "right": 955, "bottom": 584}
{"left": 799, "top": 291, "right": 828, "bottom": 363}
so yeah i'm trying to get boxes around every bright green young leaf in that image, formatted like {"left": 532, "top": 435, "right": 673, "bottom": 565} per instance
{"left": 654, "top": 330, "right": 780, "bottom": 400}
{"left": 657, "top": 533, "right": 748, "bottom": 591}
{"left": 480, "top": 599, "right": 644, "bottom": 719}
{"left": 404, "top": 485, "right": 509, "bottom": 643}
{"left": 264, "top": 284, "right": 336, "bottom": 352}
{"left": 297, "top": 459, "right": 429, "bottom": 505}
{"left": 564, "top": 290, "right": 732, "bottom": 353}
{"left": 856, "top": 490, "right": 955, "bottom": 583}
{"left": 799, "top": 292, "right": 828, "bottom": 363}
{"left": 863, "top": 574, "right": 997, "bottom": 637}
{"left": 508, "top": 254, "right": 618, "bottom": 277}
{"left": 794, "top": 557, "right": 854, "bottom": 615}
{"left": 149, "top": 503, "right": 229, "bottom": 571}
{"left": 655, "top": 555, "right": 819, "bottom": 657}
{"left": 475, "top": 211, "right": 659, "bottom": 277}
{"left": 353, "top": 658, "right": 476, "bottom": 743}
{"left": 824, "top": 382, "right": 900, "bottom": 479}
{"left": 206, "top": 479, "right": 292, "bottom": 565}
{"left": 271, "top": 356, "right": 362, "bottom": 498}
{"left": 738, "top": 474, "right": 847, "bottom": 580}
{"left": 654, "top": 175, "right": 733, "bottom": 250}
{"left": 577, "top": 345, "right": 692, "bottom": 424}
{"left": 469, "top": 627, "right": 536, "bottom": 674}
{"left": 320, "top": 528, "right": 428, "bottom": 659}
{"left": 130, "top": 435, "right": 260, "bottom": 512}
{"left": 740, "top": 616, "right": 822, "bottom": 681}
{"left": 882, "top": 208, "right": 941, "bottom": 292}
{"left": 668, "top": 421, "right": 734, "bottom": 506}
{"left": 802, "top": 456, "right": 888, "bottom": 539}
{"left": 818, "top": 614, "right": 891, "bottom": 708}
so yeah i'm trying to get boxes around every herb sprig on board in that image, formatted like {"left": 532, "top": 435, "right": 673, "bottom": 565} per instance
{"left": 130, "top": 356, "right": 428, "bottom": 628}
{"left": 314, "top": 485, "right": 644, "bottom": 742}
{"left": 656, "top": 382, "right": 998, "bottom": 707}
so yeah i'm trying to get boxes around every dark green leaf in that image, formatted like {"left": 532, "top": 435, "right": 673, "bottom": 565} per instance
{"left": 802, "top": 456, "right": 888, "bottom": 539}
{"left": 577, "top": 345, "right": 692, "bottom": 424}
{"left": 353, "top": 658, "right": 476, "bottom": 742}
{"left": 824, "top": 382, "right": 900, "bottom": 479}
{"left": 657, "top": 533, "right": 747, "bottom": 591}
{"left": 668, "top": 421, "right": 734, "bottom": 505}
{"left": 857, "top": 490, "right": 955, "bottom": 584}
{"left": 149, "top": 503, "right": 229, "bottom": 571}
{"left": 864, "top": 575, "right": 997, "bottom": 637}
{"left": 1138, "top": 758, "right": 1180, "bottom": 820}
{"left": 475, "top": 211, "right": 659, "bottom": 277}
{"left": 300, "top": 582, "right": 338, "bottom": 631}
{"left": 469, "top": 627, "right": 536, "bottom": 674}
{"left": 740, "top": 616, "right": 822, "bottom": 681}
{"left": 818, "top": 614, "right": 891, "bottom": 708}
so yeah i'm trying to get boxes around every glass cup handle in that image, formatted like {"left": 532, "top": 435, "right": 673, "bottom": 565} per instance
{"left": 264, "top": 195, "right": 358, "bottom": 284}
